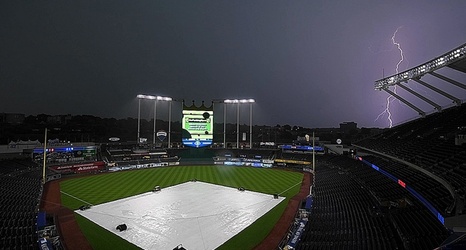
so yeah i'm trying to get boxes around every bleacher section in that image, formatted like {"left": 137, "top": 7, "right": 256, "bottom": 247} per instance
{"left": 213, "top": 148, "right": 277, "bottom": 160}
{"left": 0, "top": 160, "right": 43, "bottom": 249}
{"left": 105, "top": 144, "right": 177, "bottom": 161}
{"left": 280, "top": 152, "right": 313, "bottom": 162}
{"left": 296, "top": 155, "right": 450, "bottom": 250}
{"left": 353, "top": 104, "right": 466, "bottom": 216}
{"left": 212, "top": 148, "right": 277, "bottom": 167}
{"left": 360, "top": 155, "right": 454, "bottom": 216}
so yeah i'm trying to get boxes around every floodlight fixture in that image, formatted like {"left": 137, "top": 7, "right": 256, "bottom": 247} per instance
{"left": 223, "top": 98, "right": 255, "bottom": 149}
{"left": 224, "top": 99, "right": 237, "bottom": 103}
{"left": 375, "top": 43, "right": 466, "bottom": 90}
{"left": 137, "top": 94, "right": 172, "bottom": 101}
{"left": 373, "top": 43, "right": 466, "bottom": 120}
{"left": 136, "top": 94, "right": 172, "bottom": 145}
{"left": 137, "top": 94, "right": 154, "bottom": 99}
{"left": 240, "top": 99, "right": 255, "bottom": 103}
{"left": 157, "top": 96, "right": 173, "bottom": 101}
{"left": 224, "top": 98, "right": 254, "bottom": 104}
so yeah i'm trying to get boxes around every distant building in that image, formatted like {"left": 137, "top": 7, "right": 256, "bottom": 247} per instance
{"left": 339, "top": 122, "right": 358, "bottom": 134}
{"left": 0, "top": 113, "right": 25, "bottom": 124}
{"left": 46, "top": 114, "right": 72, "bottom": 124}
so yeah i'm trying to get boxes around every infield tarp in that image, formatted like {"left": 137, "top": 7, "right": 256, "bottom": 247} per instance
{"left": 76, "top": 181, "right": 285, "bottom": 250}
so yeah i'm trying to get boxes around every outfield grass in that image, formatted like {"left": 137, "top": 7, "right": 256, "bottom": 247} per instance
{"left": 60, "top": 165, "right": 303, "bottom": 249}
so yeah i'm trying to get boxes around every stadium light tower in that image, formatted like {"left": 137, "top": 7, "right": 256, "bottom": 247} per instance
{"left": 374, "top": 43, "right": 466, "bottom": 117}
{"left": 168, "top": 100, "right": 172, "bottom": 148}
{"left": 42, "top": 128, "right": 48, "bottom": 184}
{"left": 224, "top": 102, "right": 227, "bottom": 148}
{"left": 223, "top": 99, "right": 255, "bottom": 149}
{"left": 136, "top": 94, "right": 172, "bottom": 145}
{"left": 137, "top": 95, "right": 143, "bottom": 143}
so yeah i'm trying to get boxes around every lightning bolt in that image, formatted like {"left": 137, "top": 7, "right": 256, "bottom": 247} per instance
{"left": 392, "top": 26, "right": 404, "bottom": 74}
{"left": 375, "top": 26, "right": 404, "bottom": 128}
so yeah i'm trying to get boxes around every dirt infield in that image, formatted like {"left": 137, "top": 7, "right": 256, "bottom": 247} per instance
{"left": 253, "top": 172, "right": 311, "bottom": 250}
{"left": 40, "top": 179, "right": 92, "bottom": 250}
{"left": 40, "top": 171, "right": 311, "bottom": 250}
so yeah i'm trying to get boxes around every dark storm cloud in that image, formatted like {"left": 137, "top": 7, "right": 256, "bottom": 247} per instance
{"left": 1, "top": 1, "right": 466, "bottom": 128}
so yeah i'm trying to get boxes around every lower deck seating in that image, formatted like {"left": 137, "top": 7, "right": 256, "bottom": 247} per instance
{"left": 0, "top": 160, "right": 42, "bottom": 249}
{"left": 296, "top": 155, "right": 449, "bottom": 250}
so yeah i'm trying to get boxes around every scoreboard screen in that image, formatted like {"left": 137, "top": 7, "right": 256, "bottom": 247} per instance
{"left": 182, "top": 109, "right": 213, "bottom": 148}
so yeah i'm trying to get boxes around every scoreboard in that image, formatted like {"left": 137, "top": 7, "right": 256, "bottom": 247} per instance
{"left": 182, "top": 105, "right": 213, "bottom": 148}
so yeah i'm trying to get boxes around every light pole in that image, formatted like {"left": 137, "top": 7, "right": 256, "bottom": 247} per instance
{"left": 249, "top": 100, "right": 253, "bottom": 149}
{"left": 42, "top": 128, "right": 47, "bottom": 184}
{"left": 223, "top": 99, "right": 255, "bottom": 149}
{"left": 240, "top": 99, "right": 255, "bottom": 149}
{"left": 153, "top": 97, "right": 157, "bottom": 145}
{"left": 313, "top": 131, "right": 316, "bottom": 189}
{"left": 137, "top": 95, "right": 142, "bottom": 143}
{"left": 236, "top": 101, "right": 240, "bottom": 148}
{"left": 137, "top": 94, "right": 172, "bottom": 146}
{"left": 223, "top": 102, "right": 227, "bottom": 148}
{"left": 212, "top": 99, "right": 227, "bottom": 148}
{"left": 168, "top": 100, "right": 172, "bottom": 148}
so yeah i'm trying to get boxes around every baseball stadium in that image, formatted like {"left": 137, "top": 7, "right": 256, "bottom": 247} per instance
{"left": 1, "top": 43, "right": 466, "bottom": 250}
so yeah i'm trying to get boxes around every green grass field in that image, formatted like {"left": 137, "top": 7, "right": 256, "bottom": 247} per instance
{"left": 60, "top": 165, "right": 303, "bottom": 250}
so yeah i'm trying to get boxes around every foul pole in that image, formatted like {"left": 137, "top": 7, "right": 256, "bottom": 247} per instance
{"left": 42, "top": 128, "right": 47, "bottom": 184}
{"left": 312, "top": 132, "right": 316, "bottom": 190}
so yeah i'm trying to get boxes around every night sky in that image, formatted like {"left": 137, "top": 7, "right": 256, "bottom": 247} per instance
{"left": 1, "top": 1, "right": 466, "bottom": 128}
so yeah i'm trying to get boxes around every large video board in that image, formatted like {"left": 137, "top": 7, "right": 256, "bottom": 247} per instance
{"left": 182, "top": 107, "right": 213, "bottom": 148}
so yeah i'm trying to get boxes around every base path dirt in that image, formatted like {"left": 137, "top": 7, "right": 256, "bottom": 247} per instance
{"left": 254, "top": 172, "right": 312, "bottom": 250}
{"left": 40, "top": 179, "right": 92, "bottom": 250}
{"left": 40, "top": 171, "right": 311, "bottom": 250}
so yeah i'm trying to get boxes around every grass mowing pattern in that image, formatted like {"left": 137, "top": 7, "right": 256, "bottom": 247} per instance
{"left": 61, "top": 165, "right": 303, "bottom": 250}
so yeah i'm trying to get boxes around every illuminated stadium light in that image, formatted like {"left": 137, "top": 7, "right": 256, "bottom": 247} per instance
{"left": 223, "top": 99, "right": 255, "bottom": 149}
{"left": 240, "top": 99, "right": 255, "bottom": 103}
{"left": 137, "top": 94, "right": 172, "bottom": 145}
{"left": 374, "top": 43, "right": 466, "bottom": 118}
{"left": 158, "top": 96, "right": 173, "bottom": 101}
{"left": 137, "top": 94, "right": 172, "bottom": 101}
{"left": 375, "top": 43, "right": 466, "bottom": 90}
{"left": 223, "top": 99, "right": 237, "bottom": 103}
{"left": 224, "top": 99, "right": 254, "bottom": 104}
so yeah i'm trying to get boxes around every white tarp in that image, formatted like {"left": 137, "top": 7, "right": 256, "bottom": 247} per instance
{"left": 76, "top": 181, "right": 284, "bottom": 250}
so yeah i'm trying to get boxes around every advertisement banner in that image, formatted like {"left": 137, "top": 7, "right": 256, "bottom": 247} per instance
{"left": 49, "top": 161, "right": 105, "bottom": 173}
{"left": 75, "top": 164, "right": 105, "bottom": 173}
{"left": 287, "top": 219, "right": 308, "bottom": 248}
